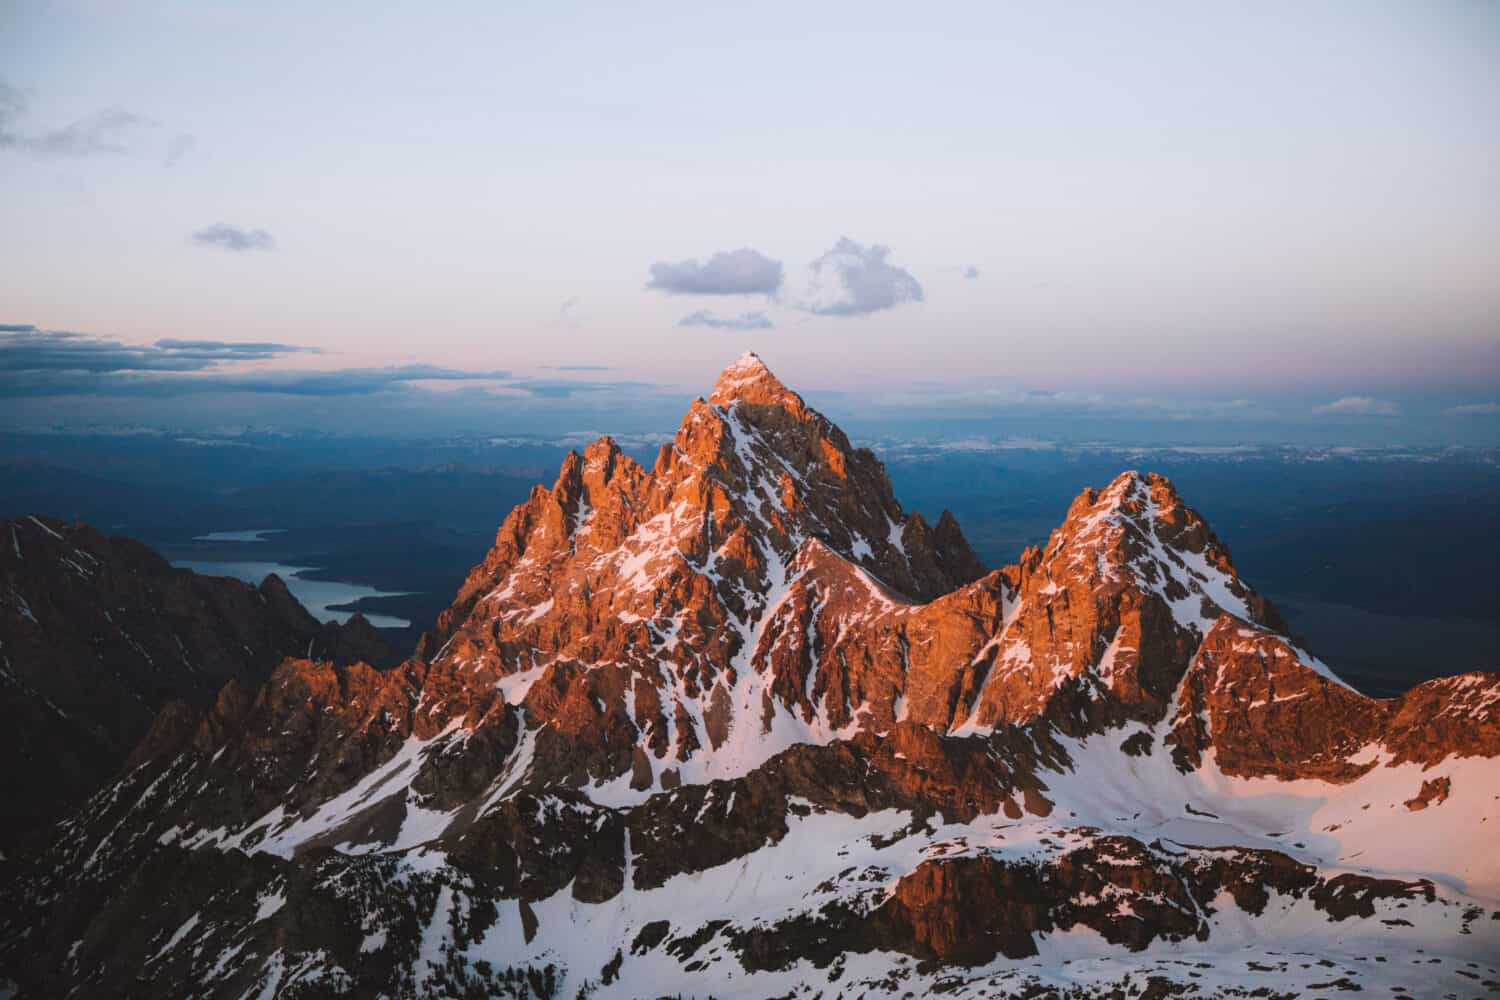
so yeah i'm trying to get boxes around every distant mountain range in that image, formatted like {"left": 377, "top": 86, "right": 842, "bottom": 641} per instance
{"left": 1, "top": 355, "right": 1495, "bottom": 997}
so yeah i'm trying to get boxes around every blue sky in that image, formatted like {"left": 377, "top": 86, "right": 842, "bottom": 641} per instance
{"left": 1, "top": 0, "right": 1497, "bottom": 443}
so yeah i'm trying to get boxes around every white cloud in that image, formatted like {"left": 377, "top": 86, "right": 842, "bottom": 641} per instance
{"left": 678, "top": 309, "right": 773, "bottom": 331}
{"left": 792, "top": 237, "right": 923, "bottom": 317}
{"left": 1312, "top": 396, "right": 1399, "bottom": 417}
{"left": 1, "top": 78, "right": 160, "bottom": 157}
{"left": 647, "top": 248, "right": 782, "bottom": 295}
{"left": 1443, "top": 401, "right": 1500, "bottom": 417}
{"left": 191, "top": 223, "right": 276, "bottom": 252}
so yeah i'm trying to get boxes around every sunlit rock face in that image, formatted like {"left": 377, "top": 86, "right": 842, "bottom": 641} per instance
{"left": 4, "top": 355, "right": 1497, "bottom": 999}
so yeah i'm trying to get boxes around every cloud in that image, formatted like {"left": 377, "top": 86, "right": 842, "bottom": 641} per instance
{"left": 647, "top": 248, "right": 783, "bottom": 296}
{"left": 495, "top": 377, "right": 659, "bottom": 400}
{"left": 0, "top": 80, "right": 158, "bottom": 157}
{"left": 1444, "top": 401, "right": 1500, "bottom": 417}
{"left": 0, "top": 325, "right": 668, "bottom": 403}
{"left": 871, "top": 382, "right": 1272, "bottom": 422}
{"left": 0, "top": 326, "right": 315, "bottom": 375}
{"left": 644, "top": 239, "right": 921, "bottom": 318}
{"left": 192, "top": 223, "right": 276, "bottom": 252}
{"left": 154, "top": 339, "right": 318, "bottom": 360}
{"left": 795, "top": 237, "right": 924, "bottom": 317}
{"left": 1312, "top": 396, "right": 1399, "bottom": 417}
{"left": 199, "top": 366, "right": 511, "bottom": 397}
{"left": 3, "top": 78, "right": 194, "bottom": 167}
{"left": 30, "top": 107, "right": 157, "bottom": 156}
{"left": 678, "top": 309, "right": 774, "bottom": 331}
{"left": 0, "top": 366, "right": 510, "bottom": 399}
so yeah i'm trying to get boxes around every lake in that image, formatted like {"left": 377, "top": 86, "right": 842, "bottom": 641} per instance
{"left": 192, "top": 529, "right": 287, "bottom": 542}
{"left": 173, "top": 559, "right": 413, "bottom": 629}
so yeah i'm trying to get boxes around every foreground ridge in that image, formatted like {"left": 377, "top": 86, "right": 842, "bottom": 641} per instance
{"left": 0, "top": 515, "right": 397, "bottom": 850}
{"left": 2, "top": 356, "right": 1496, "bottom": 999}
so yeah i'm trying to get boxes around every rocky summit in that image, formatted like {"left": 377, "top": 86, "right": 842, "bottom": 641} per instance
{"left": 2, "top": 354, "right": 1497, "bottom": 998}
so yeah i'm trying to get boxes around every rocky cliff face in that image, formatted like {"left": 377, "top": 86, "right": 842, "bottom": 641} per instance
{"left": 0, "top": 516, "right": 397, "bottom": 847}
{"left": 2, "top": 355, "right": 1496, "bottom": 999}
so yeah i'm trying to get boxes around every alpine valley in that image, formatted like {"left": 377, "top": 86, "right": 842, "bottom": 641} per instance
{"left": 2, "top": 354, "right": 1497, "bottom": 999}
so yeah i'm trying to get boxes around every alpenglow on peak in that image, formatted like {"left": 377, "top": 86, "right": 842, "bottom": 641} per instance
{"left": 709, "top": 351, "right": 803, "bottom": 409}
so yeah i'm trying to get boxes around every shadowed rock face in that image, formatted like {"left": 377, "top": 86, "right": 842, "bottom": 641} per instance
{"left": 3, "top": 355, "right": 1497, "bottom": 999}
{"left": 0, "top": 515, "right": 397, "bottom": 845}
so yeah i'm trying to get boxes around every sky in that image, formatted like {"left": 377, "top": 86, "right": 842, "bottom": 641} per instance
{"left": 1, "top": 0, "right": 1498, "bottom": 444}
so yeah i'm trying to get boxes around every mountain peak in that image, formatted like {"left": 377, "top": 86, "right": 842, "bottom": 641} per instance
{"left": 709, "top": 351, "right": 803, "bottom": 410}
{"left": 725, "top": 350, "right": 767, "bottom": 375}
